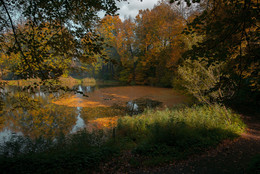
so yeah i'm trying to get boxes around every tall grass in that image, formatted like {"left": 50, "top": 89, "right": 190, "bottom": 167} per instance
{"left": 116, "top": 104, "right": 245, "bottom": 164}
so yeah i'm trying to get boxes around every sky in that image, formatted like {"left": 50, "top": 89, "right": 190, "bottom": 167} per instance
{"left": 116, "top": 0, "right": 161, "bottom": 20}
{"left": 98, "top": 0, "right": 161, "bottom": 21}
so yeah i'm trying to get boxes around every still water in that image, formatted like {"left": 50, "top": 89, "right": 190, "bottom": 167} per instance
{"left": 0, "top": 84, "right": 187, "bottom": 145}
{"left": 0, "top": 84, "right": 106, "bottom": 144}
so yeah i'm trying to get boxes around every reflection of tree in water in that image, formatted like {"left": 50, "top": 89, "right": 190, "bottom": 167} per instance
{"left": 81, "top": 106, "right": 125, "bottom": 121}
{"left": 0, "top": 93, "right": 4, "bottom": 131}
{"left": 0, "top": 117, "right": 4, "bottom": 132}
{"left": 4, "top": 104, "right": 77, "bottom": 139}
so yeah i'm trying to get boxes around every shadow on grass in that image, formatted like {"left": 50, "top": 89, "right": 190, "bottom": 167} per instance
{"left": 0, "top": 130, "right": 118, "bottom": 174}
{"left": 117, "top": 123, "right": 240, "bottom": 167}
{"left": 116, "top": 104, "right": 245, "bottom": 167}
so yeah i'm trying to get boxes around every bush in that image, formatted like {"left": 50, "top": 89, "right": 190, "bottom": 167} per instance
{"left": 176, "top": 58, "right": 227, "bottom": 104}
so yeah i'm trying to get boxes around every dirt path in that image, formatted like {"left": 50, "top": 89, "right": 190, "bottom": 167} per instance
{"left": 135, "top": 114, "right": 260, "bottom": 174}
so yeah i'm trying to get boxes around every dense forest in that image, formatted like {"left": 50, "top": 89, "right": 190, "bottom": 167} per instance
{"left": 0, "top": 0, "right": 259, "bottom": 173}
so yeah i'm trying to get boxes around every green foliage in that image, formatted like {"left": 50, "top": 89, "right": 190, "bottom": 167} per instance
{"left": 177, "top": 58, "right": 227, "bottom": 104}
{"left": 174, "top": 0, "right": 260, "bottom": 104}
{"left": 119, "top": 68, "right": 132, "bottom": 84}
{"left": 0, "top": 0, "right": 119, "bottom": 80}
{"left": 117, "top": 104, "right": 245, "bottom": 165}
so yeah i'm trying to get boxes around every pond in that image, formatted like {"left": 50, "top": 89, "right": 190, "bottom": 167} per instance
{"left": 0, "top": 84, "right": 187, "bottom": 145}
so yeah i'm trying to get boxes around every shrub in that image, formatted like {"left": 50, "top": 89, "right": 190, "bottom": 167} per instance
{"left": 176, "top": 58, "right": 228, "bottom": 104}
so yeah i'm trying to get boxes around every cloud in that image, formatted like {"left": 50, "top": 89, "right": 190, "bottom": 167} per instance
{"left": 116, "top": 0, "right": 160, "bottom": 20}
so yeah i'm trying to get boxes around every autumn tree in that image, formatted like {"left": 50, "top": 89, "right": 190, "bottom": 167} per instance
{"left": 134, "top": 1, "right": 186, "bottom": 86}
{"left": 172, "top": 0, "right": 259, "bottom": 104}
{"left": 96, "top": 15, "right": 123, "bottom": 80}
{"left": 98, "top": 15, "right": 137, "bottom": 83}
{"left": 98, "top": 1, "right": 189, "bottom": 86}
{"left": 0, "top": 0, "right": 121, "bottom": 80}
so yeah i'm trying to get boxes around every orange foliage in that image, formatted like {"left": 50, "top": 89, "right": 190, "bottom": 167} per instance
{"left": 87, "top": 116, "right": 119, "bottom": 131}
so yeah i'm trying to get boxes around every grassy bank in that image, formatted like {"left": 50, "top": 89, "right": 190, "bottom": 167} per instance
{"left": 116, "top": 104, "right": 245, "bottom": 166}
{"left": 4, "top": 78, "right": 41, "bottom": 86}
{"left": 59, "top": 76, "right": 96, "bottom": 88}
{"left": 2, "top": 76, "right": 96, "bottom": 87}
{"left": 0, "top": 105, "right": 246, "bottom": 173}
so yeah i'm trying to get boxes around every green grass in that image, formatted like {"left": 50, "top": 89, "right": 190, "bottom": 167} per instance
{"left": 0, "top": 104, "right": 246, "bottom": 173}
{"left": 116, "top": 104, "right": 246, "bottom": 166}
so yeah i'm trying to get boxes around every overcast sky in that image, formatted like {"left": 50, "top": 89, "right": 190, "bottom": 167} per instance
{"left": 116, "top": 0, "right": 161, "bottom": 20}
{"left": 98, "top": 0, "right": 161, "bottom": 20}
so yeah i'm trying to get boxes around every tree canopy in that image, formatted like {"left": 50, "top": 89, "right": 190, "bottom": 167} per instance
{"left": 97, "top": 1, "right": 188, "bottom": 86}
{"left": 172, "top": 0, "right": 259, "bottom": 104}
{"left": 0, "top": 0, "right": 122, "bottom": 80}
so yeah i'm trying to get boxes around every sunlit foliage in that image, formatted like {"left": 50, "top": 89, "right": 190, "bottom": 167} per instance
{"left": 0, "top": 0, "right": 120, "bottom": 80}
{"left": 98, "top": 1, "right": 188, "bottom": 86}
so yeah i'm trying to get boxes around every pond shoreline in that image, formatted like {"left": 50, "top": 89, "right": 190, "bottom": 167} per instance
{"left": 53, "top": 85, "right": 188, "bottom": 108}
{"left": 0, "top": 84, "right": 188, "bottom": 143}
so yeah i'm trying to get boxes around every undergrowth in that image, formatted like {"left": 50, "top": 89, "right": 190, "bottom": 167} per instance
{"left": 116, "top": 104, "right": 246, "bottom": 166}
{"left": 0, "top": 104, "right": 246, "bottom": 173}
{"left": 0, "top": 130, "right": 118, "bottom": 174}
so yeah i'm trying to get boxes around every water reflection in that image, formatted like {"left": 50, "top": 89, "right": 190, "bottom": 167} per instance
{"left": 34, "top": 91, "right": 46, "bottom": 98}
{"left": 71, "top": 107, "right": 86, "bottom": 133}
{"left": 0, "top": 84, "right": 178, "bottom": 146}
{"left": 2, "top": 105, "right": 77, "bottom": 139}
{"left": 127, "top": 101, "right": 139, "bottom": 113}
{"left": 0, "top": 84, "right": 120, "bottom": 143}
{"left": 0, "top": 128, "right": 23, "bottom": 146}
{"left": 125, "top": 98, "right": 162, "bottom": 115}
{"left": 78, "top": 85, "right": 83, "bottom": 92}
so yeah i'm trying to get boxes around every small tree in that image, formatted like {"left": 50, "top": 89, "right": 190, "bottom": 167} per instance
{"left": 177, "top": 58, "right": 232, "bottom": 104}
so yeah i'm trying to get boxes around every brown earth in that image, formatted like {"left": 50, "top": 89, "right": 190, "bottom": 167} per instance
{"left": 131, "top": 114, "right": 260, "bottom": 174}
